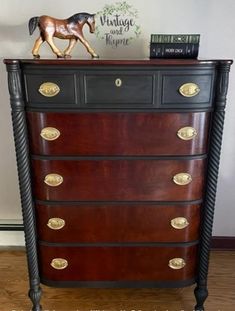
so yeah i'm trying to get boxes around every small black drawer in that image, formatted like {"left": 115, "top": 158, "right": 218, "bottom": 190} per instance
{"left": 83, "top": 72, "right": 154, "bottom": 105}
{"left": 24, "top": 72, "right": 77, "bottom": 104}
{"left": 161, "top": 71, "right": 214, "bottom": 108}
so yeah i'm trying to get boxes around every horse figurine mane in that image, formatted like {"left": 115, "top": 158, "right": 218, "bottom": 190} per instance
{"left": 67, "top": 12, "right": 94, "bottom": 23}
{"left": 29, "top": 12, "right": 99, "bottom": 59}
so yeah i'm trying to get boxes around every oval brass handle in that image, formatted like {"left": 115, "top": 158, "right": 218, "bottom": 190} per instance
{"left": 169, "top": 258, "right": 186, "bottom": 270}
{"left": 179, "top": 83, "right": 200, "bottom": 97}
{"left": 173, "top": 173, "right": 192, "bottom": 186}
{"left": 50, "top": 258, "right": 68, "bottom": 270}
{"left": 177, "top": 127, "right": 197, "bottom": 140}
{"left": 40, "top": 127, "right": 60, "bottom": 141}
{"left": 115, "top": 78, "right": 122, "bottom": 87}
{"left": 39, "top": 82, "right": 60, "bottom": 97}
{"left": 44, "top": 174, "right": 63, "bottom": 187}
{"left": 171, "top": 217, "right": 189, "bottom": 229}
{"left": 47, "top": 218, "right": 65, "bottom": 230}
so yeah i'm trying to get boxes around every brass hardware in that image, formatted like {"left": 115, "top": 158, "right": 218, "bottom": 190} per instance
{"left": 115, "top": 78, "right": 122, "bottom": 87}
{"left": 47, "top": 218, "right": 65, "bottom": 230}
{"left": 169, "top": 258, "right": 186, "bottom": 270}
{"left": 173, "top": 173, "right": 192, "bottom": 186}
{"left": 40, "top": 127, "right": 60, "bottom": 141}
{"left": 171, "top": 217, "right": 189, "bottom": 229}
{"left": 39, "top": 82, "right": 60, "bottom": 97}
{"left": 177, "top": 127, "right": 197, "bottom": 141}
{"left": 179, "top": 83, "right": 200, "bottom": 97}
{"left": 44, "top": 174, "right": 63, "bottom": 187}
{"left": 50, "top": 258, "right": 68, "bottom": 270}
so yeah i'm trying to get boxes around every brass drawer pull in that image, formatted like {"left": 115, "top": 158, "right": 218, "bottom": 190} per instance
{"left": 173, "top": 173, "right": 192, "bottom": 186}
{"left": 51, "top": 258, "right": 68, "bottom": 270}
{"left": 47, "top": 218, "right": 65, "bottom": 230}
{"left": 115, "top": 78, "right": 122, "bottom": 87}
{"left": 171, "top": 217, "right": 189, "bottom": 229}
{"left": 169, "top": 258, "right": 186, "bottom": 270}
{"left": 177, "top": 127, "right": 197, "bottom": 140}
{"left": 44, "top": 173, "right": 63, "bottom": 187}
{"left": 40, "top": 127, "right": 60, "bottom": 141}
{"left": 39, "top": 82, "right": 60, "bottom": 97}
{"left": 179, "top": 83, "right": 200, "bottom": 97}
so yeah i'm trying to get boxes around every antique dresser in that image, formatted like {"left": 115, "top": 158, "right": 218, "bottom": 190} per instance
{"left": 4, "top": 58, "right": 232, "bottom": 311}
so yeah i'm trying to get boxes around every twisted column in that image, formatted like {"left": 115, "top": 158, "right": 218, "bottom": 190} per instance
{"left": 194, "top": 61, "right": 232, "bottom": 311}
{"left": 6, "top": 61, "right": 42, "bottom": 311}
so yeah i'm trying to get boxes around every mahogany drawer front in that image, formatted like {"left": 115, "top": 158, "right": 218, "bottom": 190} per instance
{"left": 39, "top": 244, "right": 197, "bottom": 282}
{"left": 32, "top": 158, "right": 206, "bottom": 201}
{"left": 36, "top": 203, "right": 200, "bottom": 243}
{"left": 27, "top": 112, "right": 210, "bottom": 156}
{"left": 24, "top": 72, "right": 77, "bottom": 105}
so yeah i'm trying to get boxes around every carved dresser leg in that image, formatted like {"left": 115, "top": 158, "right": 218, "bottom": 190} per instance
{"left": 194, "top": 61, "right": 232, "bottom": 311}
{"left": 5, "top": 61, "right": 42, "bottom": 311}
{"left": 194, "top": 283, "right": 208, "bottom": 311}
{"left": 29, "top": 279, "right": 42, "bottom": 311}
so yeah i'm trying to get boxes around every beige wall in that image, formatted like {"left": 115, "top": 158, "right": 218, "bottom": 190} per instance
{"left": 0, "top": 0, "right": 234, "bottom": 245}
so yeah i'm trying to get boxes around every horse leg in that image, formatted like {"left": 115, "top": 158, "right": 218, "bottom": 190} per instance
{"left": 77, "top": 35, "right": 99, "bottom": 58}
{"left": 64, "top": 38, "right": 77, "bottom": 58}
{"left": 32, "top": 36, "right": 44, "bottom": 59}
{"left": 45, "top": 35, "right": 64, "bottom": 58}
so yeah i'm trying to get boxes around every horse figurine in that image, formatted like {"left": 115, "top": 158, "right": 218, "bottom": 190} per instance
{"left": 28, "top": 13, "right": 99, "bottom": 59}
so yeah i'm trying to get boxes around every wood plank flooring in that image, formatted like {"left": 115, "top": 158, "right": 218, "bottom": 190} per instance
{"left": 0, "top": 249, "right": 234, "bottom": 311}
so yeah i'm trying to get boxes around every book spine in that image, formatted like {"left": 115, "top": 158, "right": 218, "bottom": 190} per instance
{"left": 150, "top": 43, "right": 199, "bottom": 59}
{"left": 151, "top": 34, "right": 200, "bottom": 44}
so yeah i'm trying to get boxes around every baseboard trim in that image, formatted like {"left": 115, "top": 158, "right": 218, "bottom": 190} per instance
{"left": 0, "top": 223, "right": 24, "bottom": 231}
{"left": 0, "top": 225, "right": 234, "bottom": 249}
{"left": 211, "top": 236, "right": 235, "bottom": 250}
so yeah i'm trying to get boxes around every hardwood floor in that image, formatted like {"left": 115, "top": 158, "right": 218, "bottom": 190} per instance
{"left": 0, "top": 249, "right": 234, "bottom": 311}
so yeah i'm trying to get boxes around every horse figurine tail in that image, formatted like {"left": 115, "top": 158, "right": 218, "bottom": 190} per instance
{"left": 28, "top": 16, "right": 39, "bottom": 35}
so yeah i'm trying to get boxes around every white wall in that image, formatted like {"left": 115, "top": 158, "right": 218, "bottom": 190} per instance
{"left": 0, "top": 0, "right": 234, "bottom": 245}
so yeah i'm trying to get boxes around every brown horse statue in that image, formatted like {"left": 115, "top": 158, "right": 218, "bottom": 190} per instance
{"left": 28, "top": 13, "right": 99, "bottom": 58}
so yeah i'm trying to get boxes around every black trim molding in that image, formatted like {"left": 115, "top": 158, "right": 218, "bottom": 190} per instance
{"left": 41, "top": 278, "right": 196, "bottom": 289}
{"left": 38, "top": 240, "right": 199, "bottom": 248}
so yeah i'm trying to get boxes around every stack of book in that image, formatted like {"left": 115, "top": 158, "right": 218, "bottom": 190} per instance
{"left": 150, "top": 34, "right": 200, "bottom": 59}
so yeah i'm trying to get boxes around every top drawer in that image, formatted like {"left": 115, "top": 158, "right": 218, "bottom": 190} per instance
{"left": 161, "top": 72, "right": 214, "bottom": 108}
{"left": 84, "top": 72, "right": 153, "bottom": 105}
{"left": 23, "top": 67, "right": 215, "bottom": 108}
{"left": 24, "top": 71, "right": 78, "bottom": 105}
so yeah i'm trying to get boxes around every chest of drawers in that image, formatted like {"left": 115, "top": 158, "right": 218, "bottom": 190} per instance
{"left": 4, "top": 58, "right": 232, "bottom": 311}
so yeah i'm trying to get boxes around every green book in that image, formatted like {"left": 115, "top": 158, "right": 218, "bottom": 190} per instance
{"left": 151, "top": 34, "right": 200, "bottom": 44}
